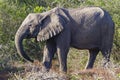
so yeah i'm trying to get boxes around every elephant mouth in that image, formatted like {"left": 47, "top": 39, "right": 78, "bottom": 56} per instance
{"left": 26, "top": 33, "right": 36, "bottom": 39}
{"left": 26, "top": 35, "right": 38, "bottom": 43}
{"left": 34, "top": 37, "right": 38, "bottom": 42}
{"left": 26, "top": 35, "right": 33, "bottom": 39}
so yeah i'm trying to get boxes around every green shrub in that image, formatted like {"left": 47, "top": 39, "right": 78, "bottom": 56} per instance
{"left": 0, "top": 0, "right": 120, "bottom": 71}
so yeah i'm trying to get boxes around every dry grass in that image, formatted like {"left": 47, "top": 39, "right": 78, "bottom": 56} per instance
{"left": 0, "top": 49, "right": 120, "bottom": 80}
{"left": 9, "top": 61, "right": 68, "bottom": 80}
{"left": 0, "top": 61, "right": 119, "bottom": 80}
{"left": 71, "top": 68, "right": 120, "bottom": 80}
{"left": 7, "top": 59, "right": 120, "bottom": 80}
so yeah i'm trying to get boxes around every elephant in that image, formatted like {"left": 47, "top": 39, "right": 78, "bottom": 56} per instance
{"left": 15, "top": 7, "right": 114, "bottom": 72}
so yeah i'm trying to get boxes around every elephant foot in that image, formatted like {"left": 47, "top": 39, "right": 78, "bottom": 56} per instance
{"left": 102, "top": 59, "right": 114, "bottom": 69}
{"left": 59, "top": 72, "right": 68, "bottom": 79}
{"left": 59, "top": 71, "right": 67, "bottom": 76}
{"left": 85, "top": 65, "right": 93, "bottom": 69}
{"left": 59, "top": 68, "right": 67, "bottom": 74}
{"left": 103, "top": 61, "right": 111, "bottom": 69}
{"left": 85, "top": 67, "right": 93, "bottom": 70}
{"left": 41, "top": 66, "right": 50, "bottom": 73}
{"left": 42, "top": 62, "right": 51, "bottom": 72}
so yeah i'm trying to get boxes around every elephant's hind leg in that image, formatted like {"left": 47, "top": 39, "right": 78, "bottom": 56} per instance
{"left": 85, "top": 48, "right": 99, "bottom": 69}
{"left": 42, "top": 40, "right": 56, "bottom": 71}
{"left": 101, "top": 50, "right": 111, "bottom": 68}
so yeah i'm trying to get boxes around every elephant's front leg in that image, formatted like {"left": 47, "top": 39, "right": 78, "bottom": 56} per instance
{"left": 56, "top": 37, "right": 70, "bottom": 72}
{"left": 42, "top": 40, "right": 56, "bottom": 72}
{"left": 57, "top": 47, "right": 69, "bottom": 72}
{"left": 56, "top": 28, "right": 70, "bottom": 72}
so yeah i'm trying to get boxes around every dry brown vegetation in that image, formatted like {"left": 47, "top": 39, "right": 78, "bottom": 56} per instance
{"left": 1, "top": 62, "right": 119, "bottom": 80}
{"left": 0, "top": 49, "right": 120, "bottom": 80}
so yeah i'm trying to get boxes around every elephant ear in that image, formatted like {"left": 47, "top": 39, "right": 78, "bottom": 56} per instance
{"left": 37, "top": 13, "right": 65, "bottom": 41}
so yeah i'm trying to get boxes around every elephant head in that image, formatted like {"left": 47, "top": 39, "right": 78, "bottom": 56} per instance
{"left": 15, "top": 7, "right": 69, "bottom": 62}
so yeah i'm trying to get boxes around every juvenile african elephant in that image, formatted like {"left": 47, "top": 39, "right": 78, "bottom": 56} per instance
{"left": 15, "top": 7, "right": 114, "bottom": 72}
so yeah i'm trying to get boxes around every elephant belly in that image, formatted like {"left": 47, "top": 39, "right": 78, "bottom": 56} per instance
{"left": 70, "top": 33, "right": 101, "bottom": 49}
{"left": 71, "top": 43, "right": 101, "bottom": 49}
{"left": 71, "top": 41, "right": 101, "bottom": 49}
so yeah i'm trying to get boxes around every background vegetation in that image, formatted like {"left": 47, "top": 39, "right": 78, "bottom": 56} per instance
{"left": 0, "top": 0, "right": 120, "bottom": 79}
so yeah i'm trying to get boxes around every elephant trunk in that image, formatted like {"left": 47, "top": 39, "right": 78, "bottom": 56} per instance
{"left": 15, "top": 28, "right": 34, "bottom": 62}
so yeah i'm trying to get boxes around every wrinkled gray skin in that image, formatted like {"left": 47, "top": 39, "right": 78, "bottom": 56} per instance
{"left": 15, "top": 7, "right": 114, "bottom": 72}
